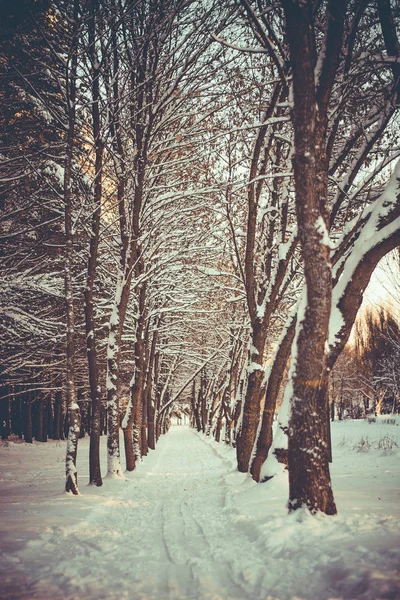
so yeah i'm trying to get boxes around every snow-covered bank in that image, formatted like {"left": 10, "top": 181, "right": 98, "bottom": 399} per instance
{"left": 0, "top": 419, "right": 399, "bottom": 600}
{"left": 198, "top": 417, "right": 400, "bottom": 599}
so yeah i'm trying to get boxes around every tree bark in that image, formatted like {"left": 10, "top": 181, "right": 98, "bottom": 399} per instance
{"left": 250, "top": 316, "right": 296, "bottom": 481}
{"left": 145, "top": 325, "right": 158, "bottom": 451}
{"left": 147, "top": 401, "right": 156, "bottom": 450}
{"left": 141, "top": 392, "right": 149, "bottom": 457}
{"left": 105, "top": 10, "right": 129, "bottom": 478}
{"left": 65, "top": 404, "right": 81, "bottom": 494}
{"left": 123, "top": 281, "right": 147, "bottom": 470}
{"left": 282, "top": 0, "right": 347, "bottom": 515}
{"left": 64, "top": 0, "right": 80, "bottom": 495}
{"left": 147, "top": 350, "right": 159, "bottom": 450}
{"left": 86, "top": 0, "right": 103, "bottom": 487}
{"left": 123, "top": 426, "right": 135, "bottom": 471}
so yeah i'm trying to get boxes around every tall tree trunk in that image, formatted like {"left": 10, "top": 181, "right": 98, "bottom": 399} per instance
{"left": 123, "top": 282, "right": 147, "bottom": 470}
{"left": 157, "top": 391, "right": 169, "bottom": 440}
{"left": 232, "top": 378, "right": 244, "bottom": 447}
{"left": 66, "top": 404, "right": 81, "bottom": 493}
{"left": 64, "top": 0, "right": 80, "bottom": 495}
{"left": 85, "top": 0, "right": 103, "bottom": 487}
{"left": 282, "top": 0, "right": 346, "bottom": 515}
{"left": 190, "top": 380, "right": 197, "bottom": 430}
{"left": 147, "top": 399, "right": 156, "bottom": 450}
{"left": 78, "top": 394, "right": 87, "bottom": 439}
{"left": 141, "top": 391, "right": 149, "bottom": 457}
{"left": 224, "top": 402, "right": 231, "bottom": 445}
{"left": 200, "top": 374, "right": 207, "bottom": 432}
{"left": 147, "top": 351, "right": 159, "bottom": 450}
{"left": 105, "top": 9, "right": 129, "bottom": 478}
{"left": 235, "top": 85, "right": 292, "bottom": 473}
{"left": 147, "top": 324, "right": 159, "bottom": 449}
{"left": 214, "top": 393, "right": 226, "bottom": 443}
{"left": 236, "top": 325, "right": 265, "bottom": 472}
{"left": 100, "top": 403, "right": 107, "bottom": 435}
{"left": 106, "top": 280, "right": 125, "bottom": 477}
{"left": 123, "top": 426, "right": 134, "bottom": 471}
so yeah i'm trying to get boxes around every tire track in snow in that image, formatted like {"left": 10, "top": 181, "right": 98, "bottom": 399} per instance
{"left": 164, "top": 427, "right": 262, "bottom": 599}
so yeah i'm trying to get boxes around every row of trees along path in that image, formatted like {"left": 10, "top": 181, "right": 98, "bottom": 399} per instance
{"left": 0, "top": 0, "right": 399, "bottom": 514}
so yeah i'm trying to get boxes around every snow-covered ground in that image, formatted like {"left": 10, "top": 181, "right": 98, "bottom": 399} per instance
{"left": 0, "top": 418, "right": 399, "bottom": 600}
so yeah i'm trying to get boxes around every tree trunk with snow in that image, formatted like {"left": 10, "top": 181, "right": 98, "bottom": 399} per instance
{"left": 64, "top": 0, "right": 80, "bottom": 495}
{"left": 123, "top": 282, "right": 147, "bottom": 470}
{"left": 250, "top": 316, "right": 296, "bottom": 481}
{"left": 145, "top": 325, "right": 159, "bottom": 451}
{"left": 65, "top": 403, "right": 81, "bottom": 494}
{"left": 236, "top": 323, "right": 265, "bottom": 471}
{"left": 191, "top": 380, "right": 201, "bottom": 431}
{"left": 106, "top": 282, "right": 126, "bottom": 477}
{"left": 86, "top": 0, "right": 103, "bottom": 487}
{"left": 214, "top": 393, "right": 226, "bottom": 443}
{"left": 282, "top": 0, "right": 348, "bottom": 514}
{"left": 233, "top": 73, "right": 294, "bottom": 473}
{"left": 147, "top": 398, "right": 156, "bottom": 450}
{"left": 147, "top": 354, "right": 158, "bottom": 450}
{"left": 140, "top": 319, "right": 152, "bottom": 457}
{"left": 141, "top": 390, "right": 149, "bottom": 457}
{"left": 104, "top": 8, "right": 133, "bottom": 478}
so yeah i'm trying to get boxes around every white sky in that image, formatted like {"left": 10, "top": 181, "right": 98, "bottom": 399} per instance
{"left": 362, "top": 250, "right": 400, "bottom": 318}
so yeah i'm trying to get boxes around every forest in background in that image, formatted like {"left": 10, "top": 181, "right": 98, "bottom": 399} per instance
{"left": 0, "top": 0, "right": 399, "bottom": 514}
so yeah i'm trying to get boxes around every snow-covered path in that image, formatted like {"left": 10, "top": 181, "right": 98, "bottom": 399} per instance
{"left": 121, "top": 427, "right": 262, "bottom": 599}
{"left": 65, "top": 426, "right": 268, "bottom": 600}
{"left": 0, "top": 427, "right": 267, "bottom": 600}
{"left": 1, "top": 421, "right": 400, "bottom": 600}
